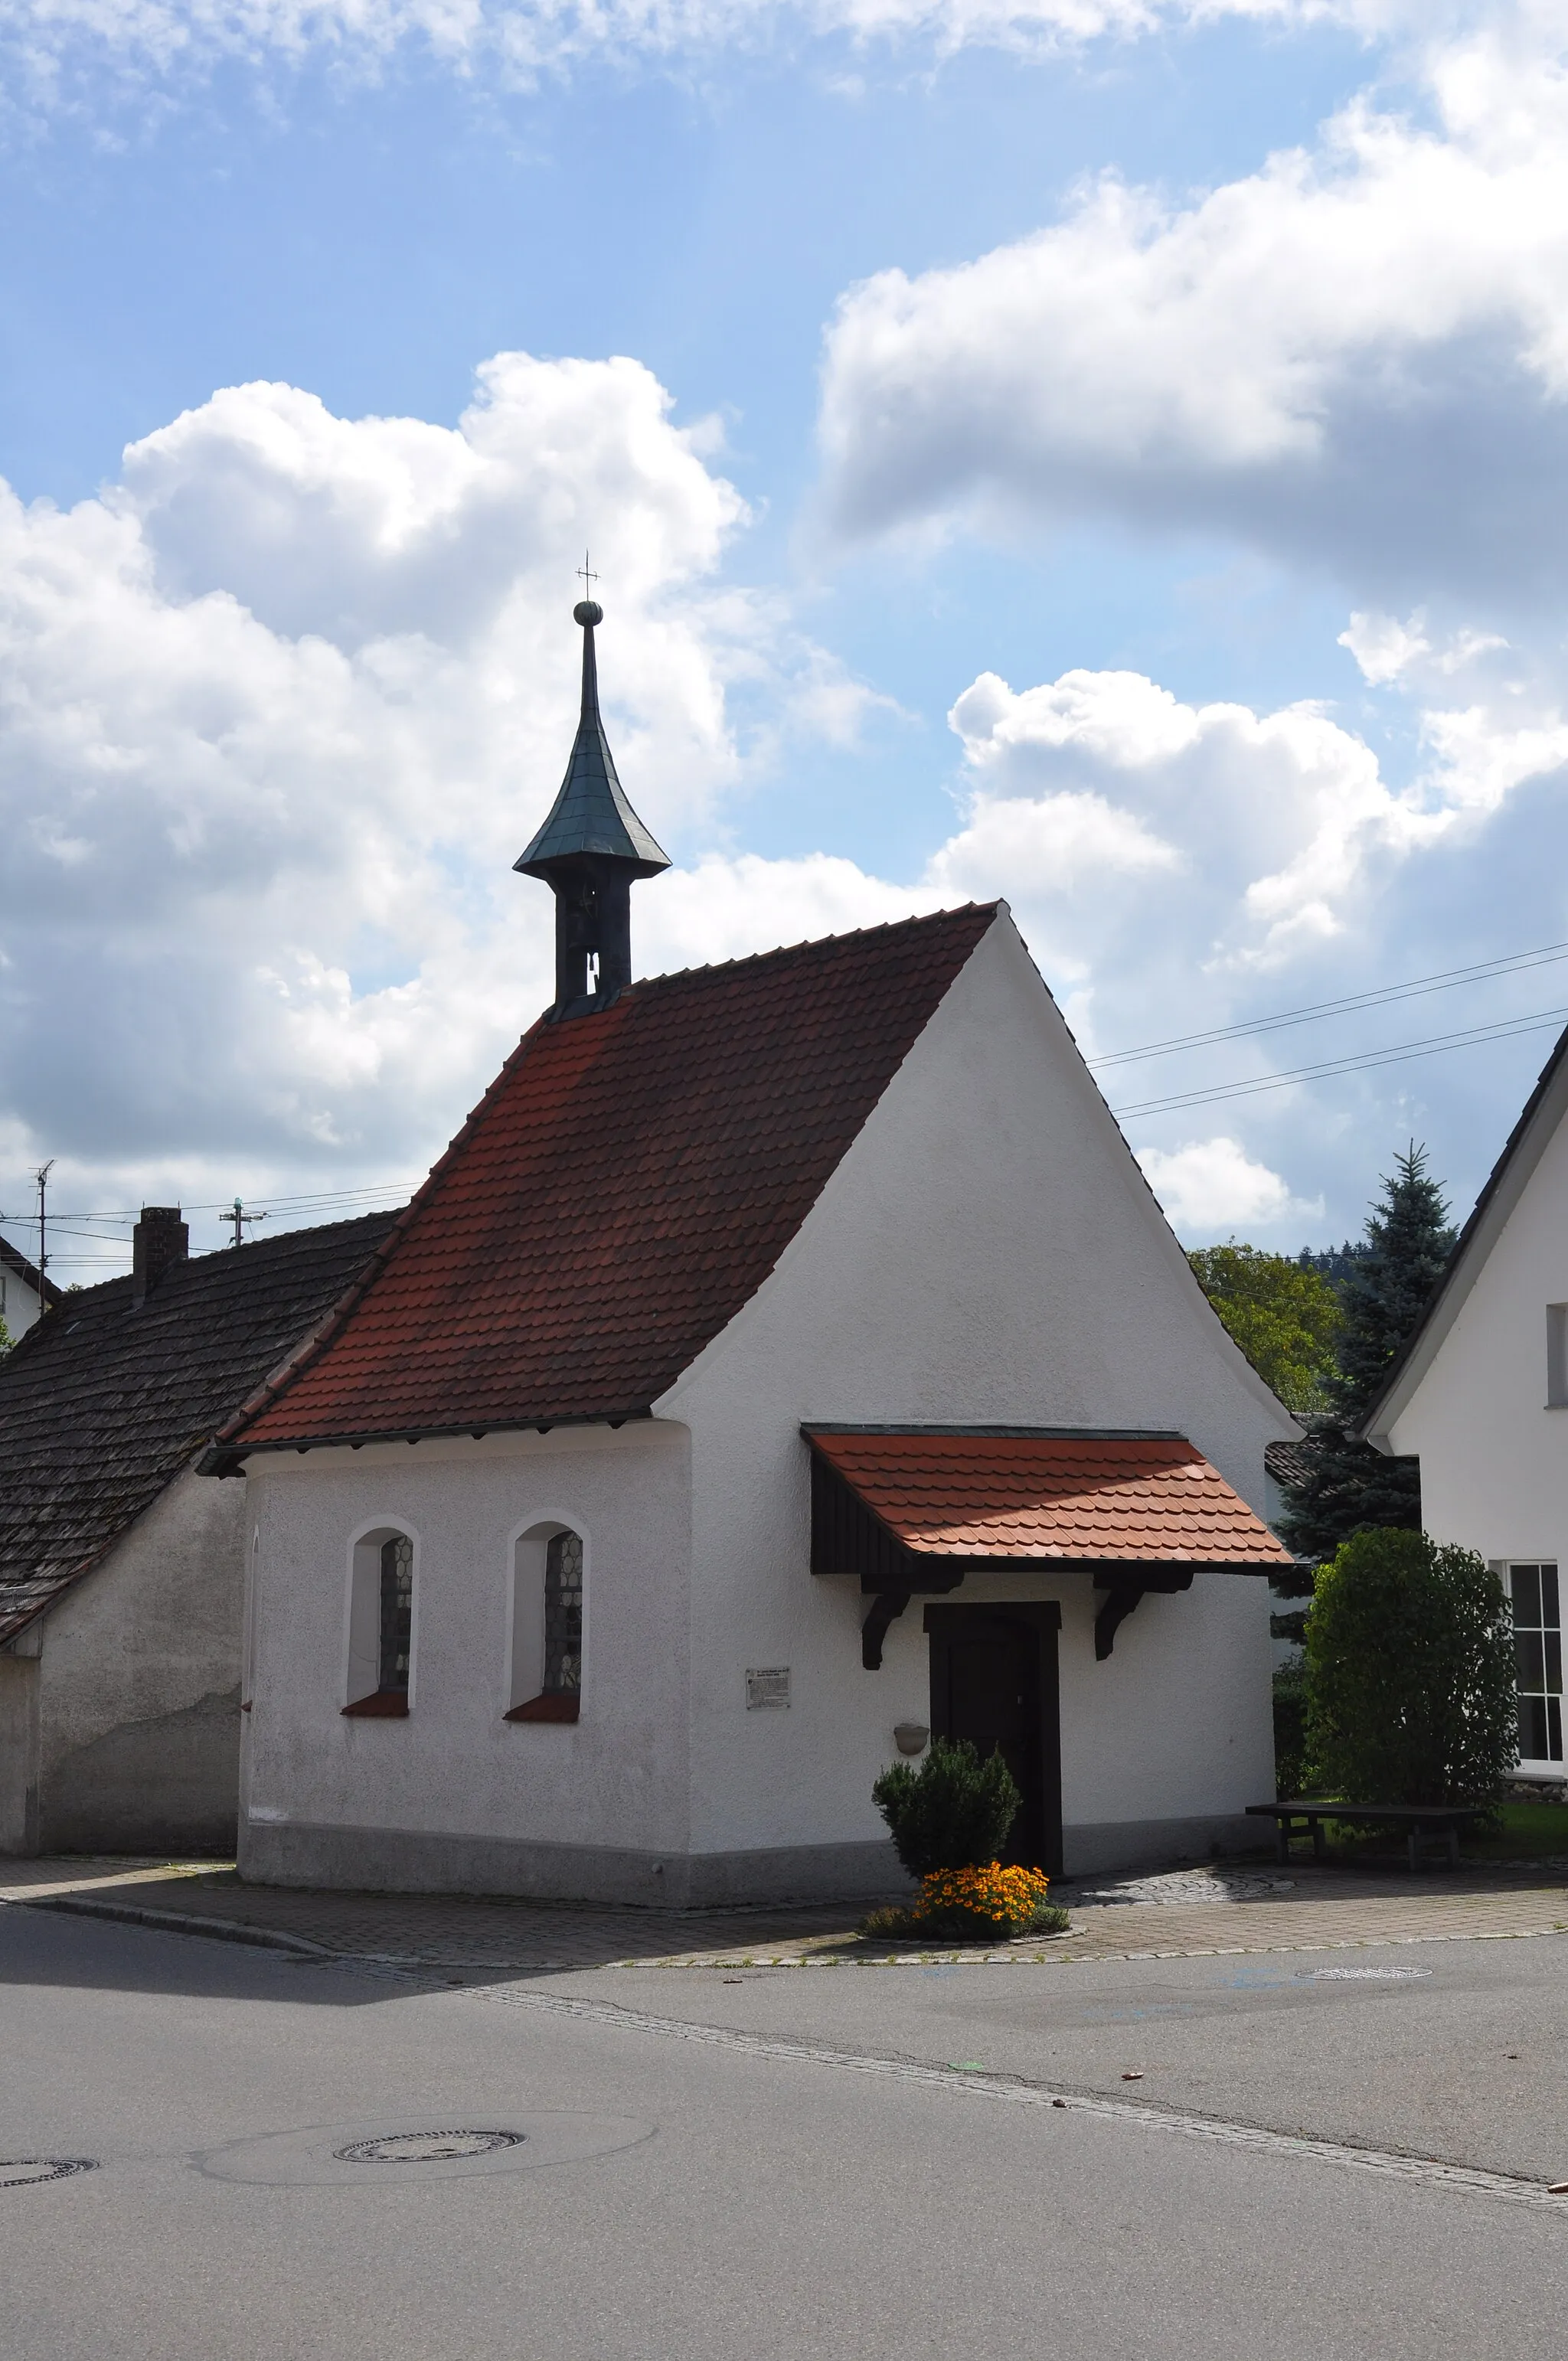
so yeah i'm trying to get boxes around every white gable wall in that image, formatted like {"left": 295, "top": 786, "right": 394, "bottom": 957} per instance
{"left": 661, "top": 912, "right": 1295, "bottom": 1881}
{"left": 1385, "top": 1105, "right": 1568, "bottom": 1567}
{"left": 0, "top": 1259, "right": 47, "bottom": 1340}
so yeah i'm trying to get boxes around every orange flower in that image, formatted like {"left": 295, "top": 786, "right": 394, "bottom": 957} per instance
{"left": 912, "top": 1861, "right": 1051, "bottom": 1934}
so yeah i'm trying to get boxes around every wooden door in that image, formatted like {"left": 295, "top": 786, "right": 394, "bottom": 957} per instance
{"left": 926, "top": 1605, "right": 1062, "bottom": 1876}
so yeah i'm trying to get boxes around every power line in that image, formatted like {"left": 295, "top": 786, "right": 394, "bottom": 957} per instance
{"left": 1089, "top": 939, "right": 1568, "bottom": 1070}
{"left": 29, "top": 1181, "right": 416, "bottom": 1226}
{"left": 1111, "top": 1004, "right": 1568, "bottom": 1121}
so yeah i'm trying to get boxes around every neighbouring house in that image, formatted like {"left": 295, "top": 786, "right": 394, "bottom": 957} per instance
{"left": 1364, "top": 1027, "right": 1568, "bottom": 1791}
{"left": 205, "top": 599, "right": 1298, "bottom": 1905}
{"left": 0, "top": 1206, "right": 398, "bottom": 1853}
{"left": 0, "top": 1236, "right": 61, "bottom": 1341}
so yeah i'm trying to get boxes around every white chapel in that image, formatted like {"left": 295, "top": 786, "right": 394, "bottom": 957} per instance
{"left": 207, "top": 597, "right": 1298, "bottom": 1901}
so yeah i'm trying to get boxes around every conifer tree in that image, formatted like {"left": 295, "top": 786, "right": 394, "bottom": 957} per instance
{"left": 1276, "top": 1145, "right": 1455, "bottom": 1581}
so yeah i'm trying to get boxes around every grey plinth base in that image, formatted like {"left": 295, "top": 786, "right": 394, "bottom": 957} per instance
{"left": 239, "top": 1819, "right": 911, "bottom": 1909}
{"left": 1061, "top": 1814, "right": 1269, "bottom": 1879}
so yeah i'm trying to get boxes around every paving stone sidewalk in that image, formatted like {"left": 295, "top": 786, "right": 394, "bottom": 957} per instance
{"left": 5, "top": 1855, "right": 1566, "bottom": 1973}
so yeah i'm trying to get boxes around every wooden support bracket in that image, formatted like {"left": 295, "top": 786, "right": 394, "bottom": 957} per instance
{"left": 861, "top": 1590, "right": 911, "bottom": 1670}
{"left": 1093, "top": 1584, "right": 1147, "bottom": 1661}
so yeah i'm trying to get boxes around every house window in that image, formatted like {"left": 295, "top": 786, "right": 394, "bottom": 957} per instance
{"left": 1547, "top": 1307, "right": 1568, "bottom": 1407}
{"left": 544, "top": 1531, "right": 583, "bottom": 1696}
{"left": 344, "top": 1526, "right": 416, "bottom": 1717}
{"left": 378, "top": 1536, "right": 414, "bottom": 1693}
{"left": 507, "top": 1522, "right": 584, "bottom": 1723}
{"left": 1510, "top": 1563, "right": 1563, "bottom": 1765}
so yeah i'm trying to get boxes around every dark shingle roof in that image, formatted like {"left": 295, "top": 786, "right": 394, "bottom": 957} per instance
{"left": 1264, "top": 1437, "right": 1314, "bottom": 1493}
{"left": 225, "top": 905, "right": 1000, "bottom": 1455}
{"left": 0, "top": 1210, "right": 398, "bottom": 1641}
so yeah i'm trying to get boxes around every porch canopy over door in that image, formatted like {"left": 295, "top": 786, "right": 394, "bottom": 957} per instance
{"left": 802, "top": 1425, "right": 1295, "bottom": 1667}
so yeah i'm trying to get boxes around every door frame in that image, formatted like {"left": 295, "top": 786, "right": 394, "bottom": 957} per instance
{"left": 923, "top": 1601, "right": 1063, "bottom": 1879}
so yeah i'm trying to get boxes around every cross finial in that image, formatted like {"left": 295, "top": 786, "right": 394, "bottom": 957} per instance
{"left": 577, "top": 550, "right": 599, "bottom": 602}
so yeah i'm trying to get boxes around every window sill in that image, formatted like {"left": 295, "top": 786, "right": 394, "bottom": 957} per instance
{"left": 342, "top": 1690, "right": 410, "bottom": 1718}
{"left": 505, "top": 1693, "right": 580, "bottom": 1723}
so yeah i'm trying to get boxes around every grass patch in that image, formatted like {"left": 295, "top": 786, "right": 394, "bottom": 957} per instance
{"left": 1464, "top": 1800, "right": 1568, "bottom": 1860}
{"left": 1312, "top": 1798, "right": 1568, "bottom": 1863}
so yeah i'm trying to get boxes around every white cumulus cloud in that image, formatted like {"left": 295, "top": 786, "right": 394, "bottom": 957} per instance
{"left": 817, "top": 11, "right": 1568, "bottom": 610}
{"left": 7, "top": 354, "right": 1566, "bottom": 1257}
{"left": 0, "top": 351, "right": 843, "bottom": 1227}
{"left": 1136, "top": 1135, "right": 1320, "bottom": 1235}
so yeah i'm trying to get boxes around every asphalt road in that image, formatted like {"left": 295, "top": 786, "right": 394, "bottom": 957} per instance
{"left": 2, "top": 1905, "right": 1566, "bottom": 2360}
{"left": 577, "top": 1932, "right": 1568, "bottom": 2183}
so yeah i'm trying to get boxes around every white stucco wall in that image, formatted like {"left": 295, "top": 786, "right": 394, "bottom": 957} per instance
{"left": 661, "top": 912, "right": 1293, "bottom": 1872}
{"left": 13, "top": 1466, "right": 247, "bottom": 1852}
{"left": 239, "top": 1420, "right": 691, "bottom": 1896}
{"left": 0, "top": 1258, "right": 46, "bottom": 1340}
{"left": 1387, "top": 1106, "right": 1568, "bottom": 1574}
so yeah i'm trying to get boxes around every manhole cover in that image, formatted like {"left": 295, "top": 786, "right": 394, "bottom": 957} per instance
{"left": 1309, "top": 1966, "right": 1432, "bottom": 1981}
{"left": 334, "top": 2130, "right": 525, "bottom": 2164}
{"left": 199, "top": 2112, "right": 654, "bottom": 2186}
{"left": 0, "top": 2158, "right": 98, "bottom": 2187}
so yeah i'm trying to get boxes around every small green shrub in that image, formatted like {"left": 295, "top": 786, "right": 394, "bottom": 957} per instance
{"left": 871, "top": 1737, "right": 1021, "bottom": 1877}
{"left": 1305, "top": 1528, "right": 1517, "bottom": 1807}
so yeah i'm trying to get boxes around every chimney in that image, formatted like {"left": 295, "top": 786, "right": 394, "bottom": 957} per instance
{"left": 132, "top": 1206, "right": 188, "bottom": 1308}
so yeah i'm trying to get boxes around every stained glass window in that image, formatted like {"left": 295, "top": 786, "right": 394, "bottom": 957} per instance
{"left": 544, "top": 1530, "right": 583, "bottom": 1696}
{"left": 379, "top": 1533, "right": 413, "bottom": 1694}
{"left": 1511, "top": 1563, "right": 1562, "bottom": 1764}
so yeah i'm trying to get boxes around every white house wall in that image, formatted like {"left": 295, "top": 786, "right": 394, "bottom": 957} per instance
{"left": 662, "top": 913, "right": 1292, "bottom": 1883}
{"left": 239, "top": 1421, "right": 692, "bottom": 1899}
{"left": 0, "top": 1262, "right": 45, "bottom": 1339}
{"left": 1387, "top": 1106, "right": 1568, "bottom": 1568}
{"left": 5, "top": 1466, "right": 247, "bottom": 1854}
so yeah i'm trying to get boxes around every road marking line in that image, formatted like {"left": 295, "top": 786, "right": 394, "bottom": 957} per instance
{"left": 461, "top": 1981, "right": 1568, "bottom": 2216}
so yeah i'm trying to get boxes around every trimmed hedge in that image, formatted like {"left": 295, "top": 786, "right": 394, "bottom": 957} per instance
{"left": 1305, "top": 1528, "right": 1517, "bottom": 1807}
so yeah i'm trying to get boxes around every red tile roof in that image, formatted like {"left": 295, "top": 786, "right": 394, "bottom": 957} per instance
{"left": 225, "top": 906, "right": 999, "bottom": 1452}
{"left": 805, "top": 1429, "right": 1293, "bottom": 1568}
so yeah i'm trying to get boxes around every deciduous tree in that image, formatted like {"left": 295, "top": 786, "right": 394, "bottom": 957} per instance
{"left": 1187, "top": 1241, "right": 1342, "bottom": 1412}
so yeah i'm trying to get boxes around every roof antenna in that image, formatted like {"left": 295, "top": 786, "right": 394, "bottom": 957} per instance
{"left": 34, "top": 1161, "right": 53, "bottom": 1304}
{"left": 227, "top": 1198, "right": 268, "bottom": 1249}
{"left": 514, "top": 576, "right": 671, "bottom": 1020}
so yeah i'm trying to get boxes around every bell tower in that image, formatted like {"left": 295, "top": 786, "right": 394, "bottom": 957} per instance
{"left": 515, "top": 597, "right": 671, "bottom": 1017}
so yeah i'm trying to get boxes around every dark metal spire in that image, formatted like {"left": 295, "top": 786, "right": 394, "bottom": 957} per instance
{"left": 515, "top": 596, "right": 671, "bottom": 1017}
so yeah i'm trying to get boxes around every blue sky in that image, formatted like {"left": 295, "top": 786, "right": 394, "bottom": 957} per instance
{"left": 3, "top": 1, "right": 1567, "bottom": 1277}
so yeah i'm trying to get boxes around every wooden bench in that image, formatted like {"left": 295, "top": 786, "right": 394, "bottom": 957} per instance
{"left": 1246, "top": 1801, "right": 1488, "bottom": 1873}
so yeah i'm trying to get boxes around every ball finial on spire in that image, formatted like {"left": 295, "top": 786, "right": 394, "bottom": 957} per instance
{"left": 573, "top": 599, "right": 603, "bottom": 627}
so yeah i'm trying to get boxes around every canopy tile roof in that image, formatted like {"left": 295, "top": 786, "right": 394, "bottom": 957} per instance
{"left": 0, "top": 1211, "right": 398, "bottom": 1644}
{"left": 805, "top": 1428, "right": 1292, "bottom": 1568}
{"left": 224, "top": 905, "right": 999, "bottom": 1455}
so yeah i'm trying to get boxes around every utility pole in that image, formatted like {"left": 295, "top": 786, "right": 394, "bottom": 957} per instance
{"left": 34, "top": 1161, "right": 53, "bottom": 1301}
{"left": 227, "top": 1200, "right": 267, "bottom": 1249}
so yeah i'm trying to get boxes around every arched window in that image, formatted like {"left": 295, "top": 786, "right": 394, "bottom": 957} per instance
{"left": 507, "top": 1523, "right": 584, "bottom": 1723}
{"left": 344, "top": 1526, "right": 416, "bottom": 1716}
